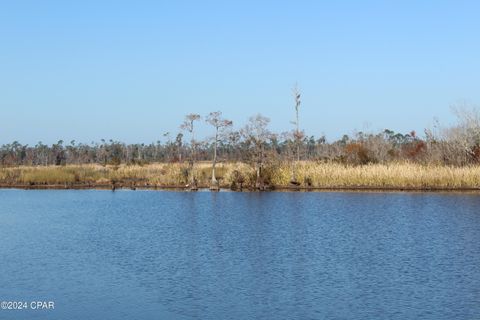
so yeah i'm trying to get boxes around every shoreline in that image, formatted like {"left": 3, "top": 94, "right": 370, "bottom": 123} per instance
{"left": 1, "top": 183, "right": 479, "bottom": 193}
{"left": 2, "top": 162, "right": 480, "bottom": 193}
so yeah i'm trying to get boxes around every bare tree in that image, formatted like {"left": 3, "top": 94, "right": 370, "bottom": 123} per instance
{"left": 206, "top": 111, "right": 232, "bottom": 189}
{"left": 242, "top": 114, "right": 274, "bottom": 190}
{"left": 290, "top": 84, "right": 304, "bottom": 183}
{"left": 428, "top": 103, "right": 480, "bottom": 165}
{"left": 451, "top": 104, "right": 480, "bottom": 162}
{"left": 180, "top": 114, "right": 201, "bottom": 189}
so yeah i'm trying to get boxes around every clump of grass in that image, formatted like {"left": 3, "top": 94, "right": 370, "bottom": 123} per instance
{"left": 222, "top": 162, "right": 256, "bottom": 187}
{"left": 0, "top": 167, "right": 22, "bottom": 183}
{"left": 15, "top": 165, "right": 106, "bottom": 185}
{"left": 141, "top": 163, "right": 188, "bottom": 186}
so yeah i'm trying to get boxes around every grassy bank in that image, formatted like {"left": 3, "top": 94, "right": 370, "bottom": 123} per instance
{"left": 0, "top": 162, "right": 479, "bottom": 190}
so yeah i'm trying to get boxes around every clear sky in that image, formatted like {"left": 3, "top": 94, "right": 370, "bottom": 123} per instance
{"left": 1, "top": 0, "right": 479, "bottom": 145}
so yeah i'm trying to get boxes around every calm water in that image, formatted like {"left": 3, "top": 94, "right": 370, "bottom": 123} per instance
{"left": 0, "top": 190, "right": 479, "bottom": 320}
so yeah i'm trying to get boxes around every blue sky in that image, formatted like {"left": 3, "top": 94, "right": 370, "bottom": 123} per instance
{"left": 1, "top": 1, "right": 479, "bottom": 144}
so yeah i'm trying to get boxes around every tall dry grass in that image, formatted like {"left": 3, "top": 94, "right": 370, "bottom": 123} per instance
{"left": 0, "top": 161, "right": 479, "bottom": 189}
{"left": 267, "top": 162, "right": 480, "bottom": 188}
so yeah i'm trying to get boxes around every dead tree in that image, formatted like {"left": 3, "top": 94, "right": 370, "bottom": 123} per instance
{"left": 290, "top": 84, "right": 303, "bottom": 184}
{"left": 206, "top": 111, "right": 232, "bottom": 190}
{"left": 180, "top": 114, "right": 201, "bottom": 189}
{"left": 242, "top": 114, "right": 273, "bottom": 190}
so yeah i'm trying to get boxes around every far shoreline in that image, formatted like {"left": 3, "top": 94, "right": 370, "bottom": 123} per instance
{"left": 1, "top": 162, "right": 480, "bottom": 193}
{"left": 1, "top": 183, "right": 480, "bottom": 193}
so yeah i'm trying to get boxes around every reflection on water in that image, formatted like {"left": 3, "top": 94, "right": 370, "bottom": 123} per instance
{"left": 0, "top": 190, "right": 479, "bottom": 319}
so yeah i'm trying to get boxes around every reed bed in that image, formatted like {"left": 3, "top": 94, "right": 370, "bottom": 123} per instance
{"left": 269, "top": 162, "right": 480, "bottom": 189}
{"left": 0, "top": 162, "right": 479, "bottom": 189}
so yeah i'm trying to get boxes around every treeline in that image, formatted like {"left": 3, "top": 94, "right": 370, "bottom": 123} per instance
{"left": 1, "top": 108, "right": 479, "bottom": 168}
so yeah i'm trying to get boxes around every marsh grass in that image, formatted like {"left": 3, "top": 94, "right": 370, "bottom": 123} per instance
{"left": 0, "top": 162, "right": 479, "bottom": 189}
{"left": 268, "top": 162, "right": 480, "bottom": 188}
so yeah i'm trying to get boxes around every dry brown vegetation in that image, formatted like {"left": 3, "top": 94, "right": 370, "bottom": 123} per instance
{"left": 1, "top": 161, "right": 479, "bottom": 190}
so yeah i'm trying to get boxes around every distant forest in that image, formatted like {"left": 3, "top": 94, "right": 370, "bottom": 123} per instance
{"left": 2, "top": 100, "right": 480, "bottom": 168}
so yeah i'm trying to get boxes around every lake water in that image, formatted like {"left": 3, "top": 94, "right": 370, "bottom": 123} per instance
{"left": 0, "top": 190, "right": 479, "bottom": 320}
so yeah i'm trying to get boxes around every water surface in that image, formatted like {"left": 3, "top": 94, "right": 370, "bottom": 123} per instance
{"left": 0, "top": 190, "right": 479, "bottom": 319}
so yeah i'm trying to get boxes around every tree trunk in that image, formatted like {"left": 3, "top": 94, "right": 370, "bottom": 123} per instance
{"left": 211, "top": 129, "right": 218, "bottom": 185}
